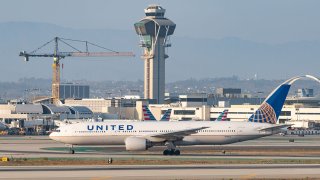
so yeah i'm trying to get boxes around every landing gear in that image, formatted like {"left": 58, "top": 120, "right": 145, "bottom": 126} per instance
{"left": 67, "top": 144, "right": 75, "bottom": 154}
{"left": 163, "top": 141, "right": 180, "bottom": 156}
{"left": 163, "top": 149, "right": 170, "bottom": 155}
{"left": 163, "top": 149, "right": 180, "bottom": 156}
{"left": 69, "top": 149, "right": 75, "bottom": 154}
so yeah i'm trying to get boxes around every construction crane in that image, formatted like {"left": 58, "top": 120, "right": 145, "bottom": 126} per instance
{"left": 19, "top": 37, "right": 135, "bottom": 104}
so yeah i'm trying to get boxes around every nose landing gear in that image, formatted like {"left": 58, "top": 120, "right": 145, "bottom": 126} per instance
{"left": 67, "top": 144, "right": 75, "bottom": 154}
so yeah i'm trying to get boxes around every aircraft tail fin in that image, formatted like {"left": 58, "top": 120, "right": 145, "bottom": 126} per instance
{"left": 160, "top": 109, "right": 172, "bottom": 121}
{"left": 248, "top": 83, "right": 291, "bottom": 124}
{"left": 142, "top": 105, "right": 157, "bottom": 121}
{"left": 215, "top": 109, "right": 229, "bottom": 121}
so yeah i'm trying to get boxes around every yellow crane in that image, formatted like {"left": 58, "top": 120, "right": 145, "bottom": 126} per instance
{"left": 19, "top": 37, "right": 134, "bottom": 104}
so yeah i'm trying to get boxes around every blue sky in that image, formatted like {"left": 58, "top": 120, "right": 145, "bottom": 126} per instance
{"left": 0, "top": 0, "right": 320, "bottom": 82}
{"left": 1, "top": 0, "right": 320, "bottom": 43}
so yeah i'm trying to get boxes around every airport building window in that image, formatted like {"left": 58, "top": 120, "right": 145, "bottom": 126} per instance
{"left": 179, "top": 98, "right": 207, "bottom": 102}
{"left": 296, "top": 112, "right": 320, "bottom": 115}
{"left": 280, "top": 111, "right": 291, "bottom": 116}
{"left": 174, "top": 110, "right": 195, "bottom": 115}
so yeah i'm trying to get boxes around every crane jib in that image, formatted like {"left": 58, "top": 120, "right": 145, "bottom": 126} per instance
{"left": 19, "top": 37, "right": 135, "bottom": 104}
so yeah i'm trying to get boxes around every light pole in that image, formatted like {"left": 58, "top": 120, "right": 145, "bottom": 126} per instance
{"left": 119, "top": 90, "right": 123, "bottom": 119}
{"left": 257, "top": 91, "right": 263, "bottom": 104}
{"left": 130, "top": 89, "right": 140, "bottom": 119}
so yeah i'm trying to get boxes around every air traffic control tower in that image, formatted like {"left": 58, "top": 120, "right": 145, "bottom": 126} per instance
{"left": 134, "top": 5, "right": 176, "bottom": 104}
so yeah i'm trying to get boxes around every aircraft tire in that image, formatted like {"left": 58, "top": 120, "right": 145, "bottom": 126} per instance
{"left": 169, "top": 149, "right": 175, "bottom": 155}
{"left": 163, "top": 149, "right": 170, "bottom": 155}
{"left": 174, "top": 150, "right": 180, "bottom": 155}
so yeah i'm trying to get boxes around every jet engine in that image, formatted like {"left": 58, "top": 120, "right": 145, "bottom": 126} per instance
{"left": 125, "top": 137, "right": 153, "bottom": 151}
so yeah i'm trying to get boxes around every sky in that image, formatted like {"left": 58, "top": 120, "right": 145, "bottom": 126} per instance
{"left": 0, "top": 0, "right": 320, "bottom": 82}
{"left": 1, "top": 0, "right": 320, "bottom": 44}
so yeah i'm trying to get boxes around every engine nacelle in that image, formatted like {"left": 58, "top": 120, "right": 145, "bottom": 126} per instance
{"left": 125, "top": 137, "right": 153, "bottom": 151}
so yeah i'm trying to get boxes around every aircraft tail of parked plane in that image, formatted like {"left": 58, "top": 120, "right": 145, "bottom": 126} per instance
{"left": 142, "top": 105, "right": 157, "bottom": 121}
{"left": 215, "top": 109, "right": 229, "bottom": 121}
{"left": 160, "top": 109, "right": 172, "bottom": 121}
{"left": 142, "top": 105, "right": 172, "bottom": 121}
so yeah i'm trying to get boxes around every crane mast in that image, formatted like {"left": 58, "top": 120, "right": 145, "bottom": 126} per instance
{"left": 20, "top": 37, "right": 135, "bottom": 104}
{"left": 52, "top": 37, "right": 60, "bottom": 104}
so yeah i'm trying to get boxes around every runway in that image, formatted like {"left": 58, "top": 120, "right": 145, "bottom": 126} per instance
{"left": 2, "top": 164, "right": 320, "bottom": 179}
{"left": 2, "top": 135, "right": 320, "bottom": 158}
{"left": 1, "top": 135, "right": 320, "bottom": 179}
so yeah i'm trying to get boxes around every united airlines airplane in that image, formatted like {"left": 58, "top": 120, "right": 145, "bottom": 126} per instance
{"left": 50, "top": 79, "right": 293, "bottom": 155}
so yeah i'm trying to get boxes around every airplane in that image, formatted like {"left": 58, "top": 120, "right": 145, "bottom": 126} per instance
{"left": 50, "top": 79, "right": 293, "bottom": 155}
{"left": 0, "top": 121, "right": 7, "bottom": 131}
{"left": 142, "top": 105, "right": 172, "bottom": 121}
{"left": 213, "top": 109, "right": 229, "bottom": 121}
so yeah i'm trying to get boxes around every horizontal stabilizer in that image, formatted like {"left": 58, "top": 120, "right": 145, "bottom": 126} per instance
{"left": 258, "top": 124, "right": 292, "bottom": 131}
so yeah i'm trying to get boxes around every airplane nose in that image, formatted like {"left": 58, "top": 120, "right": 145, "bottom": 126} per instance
{"left": 49, "top": 132, "right": 58, "bottom": 141}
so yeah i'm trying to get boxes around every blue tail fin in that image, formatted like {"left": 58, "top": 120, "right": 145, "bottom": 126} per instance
{"left": 215, "top": 109, "right": 228, "bottom": 121}
{"left": 160, "top": 109, "right": 172, "bottom": 121}
{"left": 248, "top": 83, "right": 291, "bottom": 124}
{"left": 142, "top": 105, "right": 157, "bottom": 121}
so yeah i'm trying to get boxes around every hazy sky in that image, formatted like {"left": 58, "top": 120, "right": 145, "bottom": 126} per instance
{"left": 0, "top": 0, "right": 320, "bottom": 83}
{"left": 1, "top": 0, "right": 320, "bottom": 44}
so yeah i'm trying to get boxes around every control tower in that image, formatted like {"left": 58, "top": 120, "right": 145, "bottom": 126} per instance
{"left": 134, "top": 5, "right": 176, "bottom": 104}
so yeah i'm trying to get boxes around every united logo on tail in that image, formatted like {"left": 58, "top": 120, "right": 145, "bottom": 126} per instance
{"left": 249, "top": 84, "right": 291, "bottom": 124}
{"left": 248, "top": 103, "right": 276, "bottom": 123}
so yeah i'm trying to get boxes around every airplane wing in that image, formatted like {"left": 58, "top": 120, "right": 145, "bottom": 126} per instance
{"left": 258, "top": 124, "right": 292, "bottom": 131}
{"left": 145, "top": 126, "right": 209, "bottom": 142}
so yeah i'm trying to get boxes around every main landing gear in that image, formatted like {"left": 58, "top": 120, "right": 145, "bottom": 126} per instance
{"left": 163, "top": 141, "right": 180, "bottom": 156}
{"left": 163, "top": 149, "right": 180, "bottom": 155}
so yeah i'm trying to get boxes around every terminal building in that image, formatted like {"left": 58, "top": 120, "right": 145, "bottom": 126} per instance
{"left": 0, "top": 103, "right": 93, "bottom": 132}
{"left": 59, "top": 83, "right": 89, "bottom": 99}
{"left": 2, "top": 90, "right": 320, "bottom": 131}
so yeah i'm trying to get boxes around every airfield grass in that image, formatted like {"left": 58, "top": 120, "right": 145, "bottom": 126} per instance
{"left": 2, "top": 157, "right": 320, "bottom": 166}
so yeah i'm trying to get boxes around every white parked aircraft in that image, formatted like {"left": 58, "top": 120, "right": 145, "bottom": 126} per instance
{"left": 0, "top": 122, "right": 7, "bottom": 131}
{"left": 50, "top": 79, "right": 293, "bottom": 155}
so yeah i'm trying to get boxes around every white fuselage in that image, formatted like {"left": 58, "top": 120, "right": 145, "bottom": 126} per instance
{"left": 49, "top": 120, "right": 278, "bottom": 146}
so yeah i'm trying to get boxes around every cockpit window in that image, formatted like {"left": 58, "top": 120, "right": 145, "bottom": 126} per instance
{"left": 52, "top": 129, "right": 60, "bottom": 132}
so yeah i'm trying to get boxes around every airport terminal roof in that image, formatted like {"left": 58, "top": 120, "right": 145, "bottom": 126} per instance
{"left": 11, "top": 103, "right": 93, "bottom": 115}
{"left": 68, "top": 106, "right": 93, "bottom": 114}
{"left": 15, "top": 104, "right": 43, "bottom": 114}
{"left": 42, "top": 104, "right": 71, "bottom": 114}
